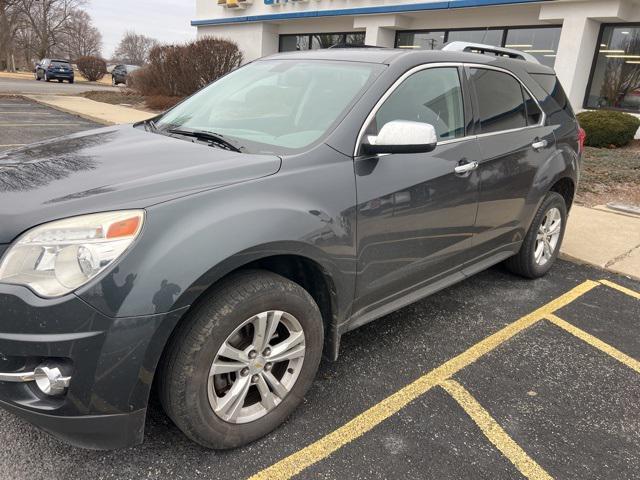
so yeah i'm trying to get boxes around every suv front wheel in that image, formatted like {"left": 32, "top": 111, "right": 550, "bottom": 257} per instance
{"left": 505, "top": 191, "right": 567, "bottom": 278}
{"left": 159, "top": 270, "right": 324, "bottom": 449}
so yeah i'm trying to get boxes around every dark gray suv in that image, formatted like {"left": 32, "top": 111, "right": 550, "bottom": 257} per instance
{"left": 0, "top": 46, "right": 583, "bottom": 450}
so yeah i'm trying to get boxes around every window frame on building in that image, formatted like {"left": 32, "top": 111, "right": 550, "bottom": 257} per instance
{"left": 583, "top": 22, "right": 640, "bottom": 114}
{"left": 394, "top": 25, "right": 562, "bottom": 68}
{"left": 279, "top": 32, "right": 366, "bottom": 52}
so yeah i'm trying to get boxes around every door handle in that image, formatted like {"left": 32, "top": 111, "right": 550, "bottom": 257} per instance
{"left": 532, "top": 139, "right": 548, "bottom": 150}
{"left": 454, "top": 161, "right": 478, "bottom": 174}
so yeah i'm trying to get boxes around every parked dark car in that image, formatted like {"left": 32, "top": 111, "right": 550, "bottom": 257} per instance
{"left": 111, "top": 64, "right": 139, "bottom": 86}
{"left": 34, "top": 59, "right": 74, "bottom": 83}
{"left": 0, "top": 45, "right": 583, "bottom": 450}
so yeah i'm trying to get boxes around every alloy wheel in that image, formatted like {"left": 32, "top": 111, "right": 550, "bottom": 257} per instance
{"left": 207, "top": 310, "right": 306, "bottom": 424}
{"left": 534, "top": 207, "right": 562, "bottom": 266}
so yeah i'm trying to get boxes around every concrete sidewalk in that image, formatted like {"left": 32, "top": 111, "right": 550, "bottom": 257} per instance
{"left": 561, "top": 205, "right": 640, "bottom": 280}
{"left": 24, "top": 94, "right": 153, "bottom": 125}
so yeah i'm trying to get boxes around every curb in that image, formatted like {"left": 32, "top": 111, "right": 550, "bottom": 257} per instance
{"left": 559, "top": 252, "right": 640, "bottom": 282}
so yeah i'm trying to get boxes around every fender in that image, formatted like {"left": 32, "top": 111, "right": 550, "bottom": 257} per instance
{"left": 77, "top": 143, "right": 358, "bottom": 321}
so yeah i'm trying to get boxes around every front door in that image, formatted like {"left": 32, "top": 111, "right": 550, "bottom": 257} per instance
{"left": 353, "top": 66, "right": 481, "bottom": 319}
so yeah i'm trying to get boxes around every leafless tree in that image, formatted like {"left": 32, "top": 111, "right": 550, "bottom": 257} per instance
{"left": 599, "top": 32, "right": 640, "bottom": 108}
{"left": 0, "top": 0, "right": 21, "bottom": 70}
{"left": 58, "top": 8, "right": 101, "bottom": 60}
{"left": 113, "top": 31, "right": 158, "bottom": 66}
{"left": 16, "top": 0, "right": 86, "bottom": 60}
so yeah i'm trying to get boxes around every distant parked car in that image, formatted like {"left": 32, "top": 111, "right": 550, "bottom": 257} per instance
{"left": 34, "top": 59, "right": 74, "bottom": 83}
{"left": 111, "top": 64, "right": 140, "bottom": 86}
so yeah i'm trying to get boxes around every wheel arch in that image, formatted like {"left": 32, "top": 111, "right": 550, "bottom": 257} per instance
{"left": 549, "top": 176, "right": 576, "bottom": 212}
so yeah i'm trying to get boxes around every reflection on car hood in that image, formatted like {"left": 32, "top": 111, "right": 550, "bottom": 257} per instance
{"left": 0, "top": 124, "right": 281, "bottom": 243}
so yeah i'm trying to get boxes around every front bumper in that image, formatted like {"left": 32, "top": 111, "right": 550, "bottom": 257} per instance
{"left": 0, "top": 283, "right": 187, "bottom": 449}
{"left": 0, "top": 399, "right": 146, "bottom": 450}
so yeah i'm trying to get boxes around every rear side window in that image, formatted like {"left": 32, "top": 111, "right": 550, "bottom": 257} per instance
{"left": 470, "top": 68, "right": 527, "bottom": 134}
{"left": 373, "top": 67, "right": 465, "bottom": 141}
{"left": 530, "top": 73, "right": 574, "bottom": 116}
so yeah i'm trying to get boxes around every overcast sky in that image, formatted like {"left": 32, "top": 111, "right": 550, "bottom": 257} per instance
{"left": 85, "top": 0, "right": 197, "bottom": 58}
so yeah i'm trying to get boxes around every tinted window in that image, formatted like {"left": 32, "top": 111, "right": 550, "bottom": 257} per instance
{"left": 471, "top": 68, "right": 526, "bottom": 133}
{"left": 51, "top": 61, "right": 70, "bottom": 68}
{"left": 531, "top": 73, "right": 574, "bottom": 116}
{"left": 372, "top": 67, "right": 464, "bottom": 141}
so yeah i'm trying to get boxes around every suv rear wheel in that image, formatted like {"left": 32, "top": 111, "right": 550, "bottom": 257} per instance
{"left": 159, "top": 270, "right": 324, "bottom": 449}
{"left": 505, "top": 191, "right": 567, "bottom": 278}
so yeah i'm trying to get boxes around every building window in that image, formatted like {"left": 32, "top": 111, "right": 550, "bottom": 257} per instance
{"left": 448, "top": 29, "right": 504, "bottom": 46}
{"left": 395, "top": 26, "right": 561, "bottom": 67}
{"left": 279, "top": 33, "right": 365, "bottom": 52}
{"left": 504, "top": 27, "right": 561, "bottom": 67}
{"left": 585, "top": 24, "right": 640, "bottom": 113}
{"left": 396, "top": 31, "right": 446, "bottom": 50}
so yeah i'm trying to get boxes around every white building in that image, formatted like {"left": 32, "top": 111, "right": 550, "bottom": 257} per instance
{"left": 193, "top": 0, "right": 640, "bottom": 116}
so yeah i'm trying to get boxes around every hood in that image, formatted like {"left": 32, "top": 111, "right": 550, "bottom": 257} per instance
{"left": 0, "top": 125, "right": 281, "bottom": 243}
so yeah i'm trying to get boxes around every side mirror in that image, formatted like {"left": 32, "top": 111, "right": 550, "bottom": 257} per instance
{"left": 362, "top": 120, "right": 438, "bottom": 155}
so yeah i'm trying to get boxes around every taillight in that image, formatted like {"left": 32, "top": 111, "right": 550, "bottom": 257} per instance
{"left": 578, "top": 127, "right": 586, "bottom": 154}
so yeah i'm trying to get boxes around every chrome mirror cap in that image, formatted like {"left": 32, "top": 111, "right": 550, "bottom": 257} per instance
{"left": 363, "top": 120, "right": 437, "bottom": 155}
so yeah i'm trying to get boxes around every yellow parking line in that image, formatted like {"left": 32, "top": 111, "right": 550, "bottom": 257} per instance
{"left": 599, "top": 279, "right": 640, "bottom": 300}
{"left": 248, "top": 280, "right": 598, "bottom": 480}
{"left": 545, "top": 313, "right": 640, "bottom": 374}
{"left": 441, "top": 379, "right": 552, "bottom": 480}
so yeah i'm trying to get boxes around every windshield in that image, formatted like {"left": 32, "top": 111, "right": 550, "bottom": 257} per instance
{"left": 156, "top": 60, "right": 383, "bottom": 154}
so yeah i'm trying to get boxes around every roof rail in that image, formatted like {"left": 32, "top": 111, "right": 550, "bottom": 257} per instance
{"left": 442, "top": 41, "right": 540, "bottom": 64}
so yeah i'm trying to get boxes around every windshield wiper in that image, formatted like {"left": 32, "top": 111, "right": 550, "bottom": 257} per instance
{"left": 167, "top": 128, "right": 242, "bottom": 153}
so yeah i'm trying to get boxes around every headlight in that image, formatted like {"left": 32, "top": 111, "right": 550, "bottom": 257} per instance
{"left": 0, "top": 210, "right": 144, "bottom": 298}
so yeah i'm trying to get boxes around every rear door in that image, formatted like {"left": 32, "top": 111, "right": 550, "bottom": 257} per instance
{"left": 467, "top": 66, "right": 555, "bottom": 261}
{"left": 353, "top": 65, "right": 481, "bottom": 318}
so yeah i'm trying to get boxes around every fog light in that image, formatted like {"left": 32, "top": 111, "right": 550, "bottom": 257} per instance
{"left": 33, "top": 365, "right": 71, "bottom": 396}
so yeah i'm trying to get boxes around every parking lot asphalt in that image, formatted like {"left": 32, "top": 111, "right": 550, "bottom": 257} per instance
{"left": 0, "top": 76, "right": 118, "bottom": 95}
{"left": 1, "top": 260, "right": 638, "bottom": 480}
{"left": 0, "top": 97, "right": 100, "bottom": 152}
{"left": 1, "top": 107, "right": 640, "bottom": 480}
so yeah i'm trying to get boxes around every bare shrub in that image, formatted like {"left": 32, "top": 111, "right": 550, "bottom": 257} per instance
{"left": 76, "top": 55, "right": 106, "bottom": 81}
{"left": 128, "top": 37, "right": 243, "bottom": 98}
{"left": 144, "top": 95, "right": 182, "bottom": 111}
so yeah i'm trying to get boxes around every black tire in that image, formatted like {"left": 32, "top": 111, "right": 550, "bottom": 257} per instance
{"left": 505, "top": 191, "right": 567, "bottom": 278}
{"left": 35, "top": 72, "right": 40, "bottom": 81}
{"left": 69, "top": 79, "right": 74, "bottom": 84}
{"left": 58, "top": 79, "right": 63, "bottom": 83}
{"left": 159, "top": 270, "right": 324, "bottom": 449}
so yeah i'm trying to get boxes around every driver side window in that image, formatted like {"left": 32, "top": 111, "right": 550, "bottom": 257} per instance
{"left": 371, "top": 67, "right": 465, "bottom": 141}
